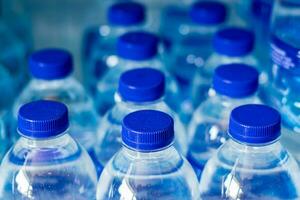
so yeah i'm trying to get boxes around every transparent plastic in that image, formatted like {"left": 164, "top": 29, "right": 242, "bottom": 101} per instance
{"left": 95, "top": 57, "right": 179, "bottom": 115}
{"left": 169, "top": 22, "right": 225, "bottom": 125}
{"left": 97, "top": 145, "right": 199, "bottom": 200}
{"left": 83, "top": 25, "right": 143, "bottom": 95}
{"left": 0, "top": 132, "right": 97, "bottom": 199}
{"left": 95, "top": 95, "right": 187, "bottom": 169}
{"left": 191, "top": 52, "right": 260, "bottom": 109}
{"left": 12, "top": 77, "right": 99, "bottom": 153}
{"left": 187, "top": 90, "right": 261, "bottom": 178}
{"left": 263, "top": 0, "right": 300, "bottom": 162}
{"left": 199, "top": 138, "right": 300, "bottom": 199}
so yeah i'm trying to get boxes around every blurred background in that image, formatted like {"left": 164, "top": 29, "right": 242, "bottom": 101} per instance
{"left": 2, "top": 0, "right": 262, "bottom": 79}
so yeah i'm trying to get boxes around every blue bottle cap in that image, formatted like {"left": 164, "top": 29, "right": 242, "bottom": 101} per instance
{"left": 108, "top": 2, "right": 145, "bottom": 26}
{"left": 117, "top": 31, "right": 159, "bottom": 60}
{"left": 118, "top": 68, "right": 165, "bottom": 102}
{"left": 122, "top": 110, "right": 174, "bottom": 152}
{"left": 190, "top": 1, "right": 227, "bottom": 25}
{"left": 29, "top": 48, "right": 73, "bottom": 80}
{"left": 229, "top": 104, "right": 281, "bottom": 144}
{"left": 213, "top": 64, "right": 259, "bottom": 98}
{"left": 18, "top": 100, "right": 69, "bottom": 139}
{"left": 213, "top": 27, "right": 255, "bottom": 56}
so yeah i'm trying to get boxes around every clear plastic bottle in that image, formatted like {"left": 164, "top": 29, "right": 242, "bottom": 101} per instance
{"left": 188, "top": 64, "right": 260, "bottom": 179}
{"left": 263, "top": 0, "right": 300, "bottom": 163}
{"left": 12, "top": 49, "right": 99, "bottom": 160}
{"left": 192, "top": 27, "right": 260, "bottom": 110}
{"left": 0, "top": 100, "right": 97, "bottom": 199}
{"left": 168, "top": 1, "right": 227, "bottom": 124}
{"left": 95, "top": 68, "right": 187, "bottom": 172}
{"left": 199, "top": 104, "right": 300, "bottom": 199}
{"left": 169, "top": 1, "right": 227, "bottom": 91}
{"left": 95, "top": 31, "right": 179, "bottom": 115}
{"left": 82, "top": 1, "right": 146, "bottom": 94}
{"left": 97, "top": 109, "right": 199, "bottom": 200}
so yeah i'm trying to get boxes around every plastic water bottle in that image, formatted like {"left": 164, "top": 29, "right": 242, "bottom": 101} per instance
{"left": 169, "top": 1, "right": 228, "bottom": 125}
{"left": 95, "top": 68, "right": 187, "bottom": 171}
{"left": 82, "top": 1, "right": 146, "bottom": 95}
{"left": 12, "top": 48, "right": 99, "bottom": 160}
{"left": 191, "top": 27, "right": 260, "bottom": 108}
{"left": 95, "top": 31, "right": 179, "bottom": 115}
{"left": 199, "top": 104, "right": 300, "bottom": 199}
{"left": 0, "top": 22, "right": 28, "bottom": 101}
{"left": 264, "top": 1, "right": 300, "bottom": 163}
{"left": 0, "top": 100, "right": 97, "bottom": 199}
{"left": 187, "top": 64, "right": 260, "bottom": 179}
{"left": 97, "top": 109, "right": 199, "bottom": 199}
{"left": 169, "top": 1, "right": 227, "bottom": 93}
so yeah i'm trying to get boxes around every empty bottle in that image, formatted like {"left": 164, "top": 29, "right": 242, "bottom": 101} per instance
{"left": 188, "top": 64, "right": 260, "bottom": 179}
{"left": 95, "top": 68, "right": 187, "bottom": 171}
{"left": 12, "top": 48, "right": 99, "bottom": 159}
{"left": 264, "top": 1, "right": 300, "bottom": 163}
{"left": 192, "top": 27, "right": 260, "bottom": 109}
{"left": 82, "top": 1, "right": 146, "bottom": 94}
{"left": 169, "top": 1, "right": 228, "bottom": 125}
{"left": 0, "top": 100, "right": 97, "bottom": 199}
{"left": 97, "top": 109, "right": 199, "bottom": 199}
{"left": 199, "top": 104, "right": 300, "bottom": 199}
{"left": 95, "top": 31, "right": 179, "bottom": 115}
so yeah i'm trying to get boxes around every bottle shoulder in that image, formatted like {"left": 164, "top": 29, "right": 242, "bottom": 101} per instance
{"left": 13, "top": 77, "right": 93, "bottom": 115}
{"left": 2, "top": 134, "right": 85, "bottom": 166}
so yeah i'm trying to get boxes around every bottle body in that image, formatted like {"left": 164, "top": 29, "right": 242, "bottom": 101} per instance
{"left": 0, "top": 133, "right": 97, "bottom": 199}
{"left": 199, "top": 139, "right": 300, "bottom": 199}
{"left": 97, "top": 146, "right": 199, "bottom": 200}
{"left": 12, "top": 77, "right": 99, "bottom": 154}
{"left": 95, "top": 97, "right": 187, "bottom": 170}
{"left": 187, "top": 92, "right": 261, "bottom": 178}
{"left": 83, "top": 25, "right": 141, "bottom": 95}
{"left": 263, "top": 0, "right": 300, "bottom": 160}
{"left": 95, "top": 58, "right": 180, "bottom": 115}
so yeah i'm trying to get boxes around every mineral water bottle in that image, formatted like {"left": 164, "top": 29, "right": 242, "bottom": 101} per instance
{"left": 199, "top": 104, "right": 300, "bottom": 199}
{"left": 95, "top": 68, "right": 187, "bottom": 172}
{"left": 191, "top": 27, "right": 261, "bottom": 109}
{"left": 169, "top": 1, "right": 227, "bottom": 90}
{"left": 170, "top": 1, "right": 228, "bottom": 124}
{"left": 97, "top": 109, "right": 199, "bottom": 199}
{"left": 188, "top": 64, "right": 260, "bottom": 179}
{"left": 95, "top": 31, "right": 179, "bottom": 115}
{"left": 0, "top": 100, "right": 97, "bottom": 199}
{"left": 12, "top": 48, "right": 99, "bottom": 159}
{"left": 265, "top": 1, "right": 300, "bottom": 163}
{"left": 82, "top": 1, "right": 146, "bottom": 94}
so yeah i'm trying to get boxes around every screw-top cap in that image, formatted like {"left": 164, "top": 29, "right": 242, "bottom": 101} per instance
{"left": 190, "top": 1, "right": 227, "bottom": 25}
{"left": 118, "top": 68, "right": 165, "bottom": 102}
{"left": 29, "top": 48, "right": 73, "bottom": 80}
{"left": 213, "top": 64, "right": 259, "bottom": 98}
{"left": 213, "top": 27, "right": 255, "bottom": 56}
{"left": 18, "top": 100, "right": 69, "bottom": 139}
{"left": 108, "top": 2, "right": 145, "bottom": 26}
{"left": 229, "top": 104, "right": 281, "bottom": 144}
{"left": 117, "top": 31, "right": 159, "bottom": 60}
{"left": 122, "top": 110, "right": 174, "bottom": 152}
